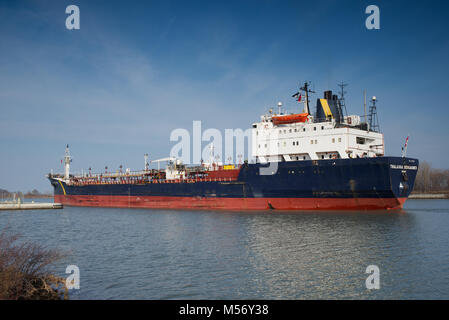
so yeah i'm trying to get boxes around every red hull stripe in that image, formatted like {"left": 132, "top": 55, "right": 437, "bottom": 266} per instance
{"left": 54, "top": 195, "right": 407, "bottom": 211}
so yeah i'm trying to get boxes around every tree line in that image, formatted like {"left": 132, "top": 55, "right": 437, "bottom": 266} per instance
{"left": 1, "top": 189, "right": 51, "bottom": 199}
{"left": 414, "top": 161, "right": 449, "bottom": 193}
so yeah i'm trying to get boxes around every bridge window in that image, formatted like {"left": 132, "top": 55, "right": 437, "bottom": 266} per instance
{"left": 314, "top": 127, "right": 316, "bottom": 131}
{"left": 338, "top": 138, "right": 342, "bottom": 142}
{"left": 303, "top": 128, "right": 306, "bottom": 132}
{"left": 356, "top": 137, "right": 366, "bottom": 144}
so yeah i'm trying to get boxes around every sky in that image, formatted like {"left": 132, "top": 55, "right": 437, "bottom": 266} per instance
{"left": 1, "top": 0, "right": 449, "bottom": 192}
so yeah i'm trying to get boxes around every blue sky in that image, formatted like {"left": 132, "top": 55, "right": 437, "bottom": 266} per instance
{"left": 1, "top": 0, "right": 449, "bottom": 192}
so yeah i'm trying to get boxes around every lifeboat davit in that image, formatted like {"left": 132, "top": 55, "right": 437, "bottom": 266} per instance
{"left": 272, "top": 113, "right": 309, "bottom": 125}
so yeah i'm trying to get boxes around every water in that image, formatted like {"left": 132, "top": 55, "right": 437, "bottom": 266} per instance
{"left": 1, "top": 199, "right": 449, "bottom": 299}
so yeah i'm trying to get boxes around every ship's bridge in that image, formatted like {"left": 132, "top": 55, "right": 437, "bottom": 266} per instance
{"left": 251, "top": 90, "right": 384, "bottom": 163}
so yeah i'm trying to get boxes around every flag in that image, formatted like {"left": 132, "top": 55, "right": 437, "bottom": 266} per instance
{"left": 292, "top": 92, "right": 302, "bottom": 102}
{"left": 402, "top": 136, "right": 409, "bottom": 157}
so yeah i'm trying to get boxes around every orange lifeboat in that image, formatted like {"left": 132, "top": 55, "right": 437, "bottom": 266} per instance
{"left": 272, "top": 113, "right": 309, "bottom": 125}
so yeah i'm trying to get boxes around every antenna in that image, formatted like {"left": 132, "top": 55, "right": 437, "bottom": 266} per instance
{"left": 363, "top": 89, "right": 367, "bottom": 124}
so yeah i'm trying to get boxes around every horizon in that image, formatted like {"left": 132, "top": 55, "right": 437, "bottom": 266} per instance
{"left": 1, "top": 0, "right": 449, "bottom": 193}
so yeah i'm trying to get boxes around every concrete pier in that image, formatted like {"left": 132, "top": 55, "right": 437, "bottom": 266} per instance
{"left": 0, "top": 202, "right": 63, "bottom": 210}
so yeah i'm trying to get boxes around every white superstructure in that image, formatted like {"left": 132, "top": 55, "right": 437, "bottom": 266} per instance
{"left": 251, "top": 86, "right": 384, "bottom": 163}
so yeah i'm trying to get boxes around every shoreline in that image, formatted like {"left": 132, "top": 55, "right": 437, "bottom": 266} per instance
{"left": 24, "top": 194, "right": 53, "bottom": 198}
{"left": 409, "top": 193, "right": 449, "bottom": 199}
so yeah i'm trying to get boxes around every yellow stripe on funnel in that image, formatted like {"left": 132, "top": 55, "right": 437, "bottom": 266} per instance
{"left": 320, "top": 99, "right": 333, "bottom": 118}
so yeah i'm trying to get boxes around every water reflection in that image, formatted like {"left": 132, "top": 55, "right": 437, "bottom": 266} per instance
{"left": 0, "top": 200, "right": 448, "bottom": 299}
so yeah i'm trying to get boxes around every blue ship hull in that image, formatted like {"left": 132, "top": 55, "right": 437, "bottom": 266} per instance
{"left": 50, "top": 156, "right": 418, "bottom": 210}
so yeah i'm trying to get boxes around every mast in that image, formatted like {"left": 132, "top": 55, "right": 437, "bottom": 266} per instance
{"left": 64, "top": 144, "right": 71, "bottom": 179}
{"left": 144, "top": 153, "right": 149, "bottom": 171}
{"left": 368, "top": 96, "right": 380, "bottom": 132}
{"left": 337, "top": 82, "right": 348, "bottom": 117}
{"left": 209, "top": 143, "right": 215, "bottom": 167}
{"left": 300, "top": 81, "right": 315, "bottom": 114}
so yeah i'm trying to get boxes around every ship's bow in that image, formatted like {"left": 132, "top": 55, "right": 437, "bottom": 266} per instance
{"left": 388, "top": 157, "right": 419, "bottom": 207}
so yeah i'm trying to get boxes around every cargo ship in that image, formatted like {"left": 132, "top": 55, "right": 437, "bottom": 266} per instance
{"left": 48, "top": 82, "right": 418, "bottom": 210}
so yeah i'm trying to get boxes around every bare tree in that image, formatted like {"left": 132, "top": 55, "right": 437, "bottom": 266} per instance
{"left": 0, "top": 229, "right": 68, "bottom": 300}
{"left": 414, "top": 161, "right": 449, "bottom": 193}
